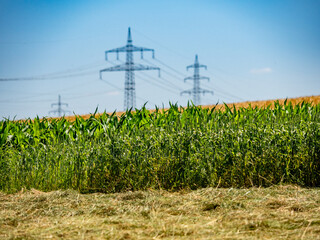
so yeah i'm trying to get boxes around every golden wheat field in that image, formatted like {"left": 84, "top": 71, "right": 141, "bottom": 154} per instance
{"left": 62, "top": 95, "right": 320, "bottom": 121}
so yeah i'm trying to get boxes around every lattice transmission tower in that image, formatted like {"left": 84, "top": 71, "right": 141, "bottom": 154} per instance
{"left": 49, "top": 95, "right": 70, "bottom": 117}
{"left": 100, "top": 28, "right": 160, "bottom": 110}
{"left": 181, "top": 55, "right": 213, "bottom": 105}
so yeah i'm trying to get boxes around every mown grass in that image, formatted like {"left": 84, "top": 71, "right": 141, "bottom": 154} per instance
{"left": 0, "top": 101, "right": 320, "bottom": 193}
{"left": 1, "top": 185, "right": 320, "bottom": 239}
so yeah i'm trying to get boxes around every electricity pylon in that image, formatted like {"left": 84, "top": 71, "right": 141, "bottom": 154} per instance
{"left": 181, "top": 55, "right": 213, "bottom": 106}
{"left": 100, "top": 27, "right": 160, "bottom": 110}
{"left": 49, "top": 95, "right": 70, "bottom": 117}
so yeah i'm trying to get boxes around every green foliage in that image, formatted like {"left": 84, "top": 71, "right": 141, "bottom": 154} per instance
{"left": 0, "top": 102, "right": 320, "bottom": 192}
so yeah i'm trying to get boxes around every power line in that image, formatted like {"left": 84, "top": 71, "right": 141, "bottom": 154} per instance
{"left": 135, "top": 72, "right": 180, "bottom": 95}
{"left": 154, "top": 58, "right": 187, "bottom": 78}
{"left": 0, "top": 70, "right": 97, "bottom": 82}
{"left": 0, "top": 35, "right": 100, "bottom": 45}
{"left": 0, "top": 84, "right": 118, "bottom": 104}
{"left": 0, "top": 79, "right": 95, "bottom": 104}
{"left": 113, "top": 58, "right": 182, "bottom": 93}
{"left": 132, "top": 28, "right": 249, "bottom": 102}
{"left": 106, "top": 59, "right": 182, "bottom": 99}
{"left": 147, "top": 56, "right": 246, "bottom": 102}
{"left": 41, "top": 61, "right": 105, "bottom": 77}
{"left": 144, "top": 58, "right": 183, "bottom": 81}
{"left": 0, "top": 98, "right": 55, "bottom": 104}
{"left": 112, "top": 59, "right": 195, "bottom": 102}
{"left": 0, "top": 60, "right": 106, "bottom": 82}
{"left": 100, "top": 77, "right": 157, "bottom": 107}
{"left": 144, "top": 57, "right": 245, "bottom": 103}
{"left": 64, "top": 90, "right": 120, "bottom": 100}
{"left": 132, "top": 28, "right": 189, "bottom": 60}
{"left": 142, "top": 59, "right": 186, "bottom": 90}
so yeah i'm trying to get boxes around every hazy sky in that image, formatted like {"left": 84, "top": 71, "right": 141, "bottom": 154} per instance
{"left": 1, "top": 0, "right": 319, "bottom": 119}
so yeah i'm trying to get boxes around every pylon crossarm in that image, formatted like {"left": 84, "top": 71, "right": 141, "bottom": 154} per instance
{"left": 199, "top": 76, "right": 210, "bottom": 81}
{"left": 100, "top": 64, "right": 127, "bottom": 73}
{"left": 105, "top": 46, "right": 127, "bottom": 60}
{"left": 180, "top": 90, "right": 192, "bottom": 96}
{"left": 51, "top": 103, "right": 67, "bottom": 107}
{"left": 199, "top": 89, "right": 214, "bottom": 95}
{"left": 187, "top": 64, "right": 208, "bottom": 70}
{"left": 132, "top": 46, "right": 155, "bottom": 59}
{"left": 199, "top": 64, "right": 207, "bottom": 69}
{"left": 132, "top": 64, "right": 159, "bottom": 71}
{"left": 105, "top": 45, "right": 153, "bottom": 54}
{"left": 100, "top": 65, "right": 126, "bottom": 79}
{"left": 105, "top": 46, "right": 127, "bottom": 54}
{"left": 186, "top": 64, "right": 195, "bottom": 70}
{"left": 100, "top": 64, "right": 159, "bottom": 72}
{"left": 184, "top": 76, "right": 193, "bottom": 82}
{"left": 130, "top": 45, "right": 153, "bottom": 52}
{"left": 105, "top": 46, "right": 155, "bottom": 60}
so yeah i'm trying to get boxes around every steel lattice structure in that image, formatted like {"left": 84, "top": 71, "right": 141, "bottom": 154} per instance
{"left": 181, "top": 55, "right": 213, "bottom": 105}
{"left": 100, "top": 28, "right": 160, "bottom": 110}
{"left": 49, "top": 95, "right": 70, "bottom": 117}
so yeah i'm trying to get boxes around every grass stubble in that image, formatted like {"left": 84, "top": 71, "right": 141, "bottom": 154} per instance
{"left": 1, "top": 185, "right": 320, "bottom": 239}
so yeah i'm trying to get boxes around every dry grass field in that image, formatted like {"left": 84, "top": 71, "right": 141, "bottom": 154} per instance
{"left": 1, "top": 185, "right": 320, "bottom": 239}
{"left": 205, "top": 95, "right": 320, "bottom": 110}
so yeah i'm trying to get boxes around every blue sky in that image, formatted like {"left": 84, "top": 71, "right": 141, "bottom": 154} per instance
{"left": 0, "top": 0, "right": 319, "bottom": 119}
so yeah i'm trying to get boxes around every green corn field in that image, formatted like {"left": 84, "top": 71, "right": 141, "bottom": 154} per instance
{"left": 0, "top": 101, "right": 319, "bottom": 193}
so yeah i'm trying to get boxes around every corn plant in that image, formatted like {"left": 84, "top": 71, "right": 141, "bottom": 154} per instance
{"left": 0, "top": 101, "right": 319, "bottom": 193}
